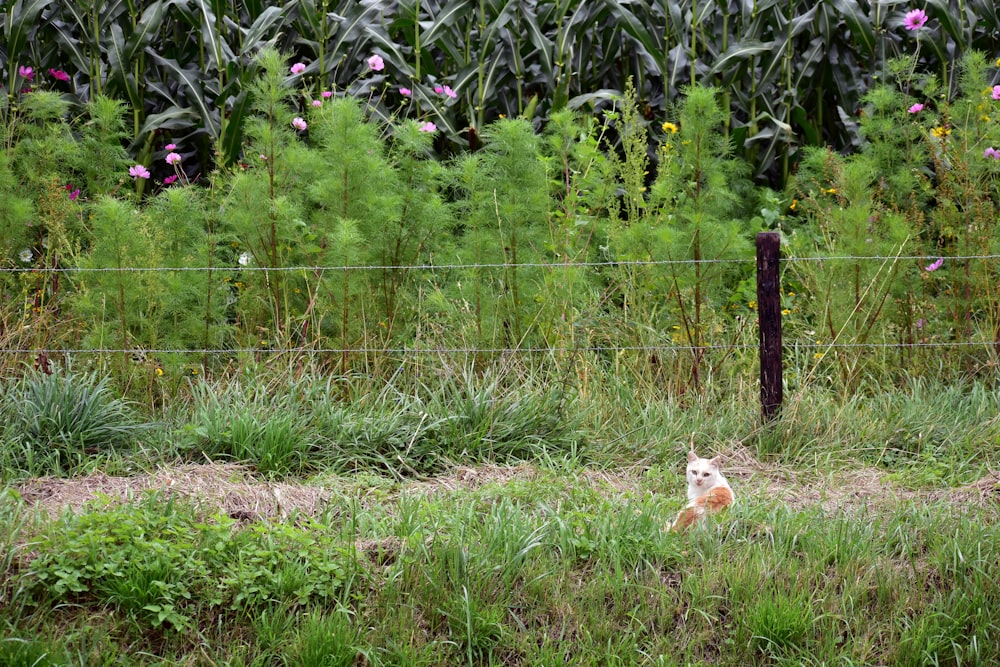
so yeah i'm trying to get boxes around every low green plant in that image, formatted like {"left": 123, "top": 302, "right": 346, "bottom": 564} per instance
{"left": 25, "top": 494, "right": 360, "bottom": 637}
{"left": 0, "top": 637, "right": 65, "bottom": 667}
{"left": 287, "top": 610, "right": 361, "bottom": 667}
{"left": 182, "top": 379, "right": 314, "bottom": 477}
{"left": 0, "top": 368, "right": 142, "bottom": 476}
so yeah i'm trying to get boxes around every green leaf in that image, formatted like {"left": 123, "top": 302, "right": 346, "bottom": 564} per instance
{"left": 708, "top": 41, "right": 777, "bottom": 77}
{"left": 124, "top": 1, "right": 167, "bottom": 65}
{"left": 241, "top": 6, "right": 287, "bottom": 56}
{"left": 5, "top": 0, "right": 57, "bottom": 77}
{"left": 827, "top": 0, "right": 875, "bottom": 56}
{"left": 419, "top": 0, "right": 475, "bottom": 46}
{"left": 149, "top": 53, "right": 221, "bottom": 139}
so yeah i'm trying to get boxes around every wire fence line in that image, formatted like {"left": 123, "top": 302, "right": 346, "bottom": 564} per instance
{"left": 0, "top": 253, "right": 994, "bottom": 274}
{"left": 3, "top": 252, "right": 997, "bottom": 358}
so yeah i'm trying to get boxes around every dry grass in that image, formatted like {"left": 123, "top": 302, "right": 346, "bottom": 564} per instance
{"left": 9, "top": 453, "right": 999, "bottom": 524}
{"left": 13, "top": 463, "right": 331, "bottom": 521}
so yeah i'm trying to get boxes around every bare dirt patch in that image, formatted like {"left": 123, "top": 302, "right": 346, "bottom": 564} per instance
{"left": 13, "top": 463, "right": 331, "bottom": 521}
{"left": 722, "top": 444, "right": 1000, "bottom": 512}
{"left": 8, "top": 454, "right": 998, "bottom": 522}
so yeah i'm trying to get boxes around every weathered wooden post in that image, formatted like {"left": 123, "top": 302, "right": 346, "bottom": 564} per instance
{"left": 756, "top": 232, "right": 782, "bottom": 420}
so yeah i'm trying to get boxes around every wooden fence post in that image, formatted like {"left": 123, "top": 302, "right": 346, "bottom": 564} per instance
{"left": 756, "top": 232, "right": 782, "bottom": 421}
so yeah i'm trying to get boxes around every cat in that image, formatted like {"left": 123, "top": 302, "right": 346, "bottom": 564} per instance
{"left": 670, "top": 449, "right": 734, "bottom": 532}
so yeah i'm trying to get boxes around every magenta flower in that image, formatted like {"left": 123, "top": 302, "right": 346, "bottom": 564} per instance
{"left": 163, "top": 175, "right": 178, "bottom": 185}
{"left": 367, "top": 54, "right": 384, "bottom": 72}
{"left": 290, "top": 62, "right": 306, "bottom": 75}
{"left": 18, "top": 66, "right": 34, "bottom": 81}
{"left": 924, "top": 257, "right": 944, "bottom": 272}
{"left": 433, "top": 86, "right": 443, "bottom": 94}
{"left": 321, "top": 90, "right": 333, "bottom": 98}
{"left": 164, "top": 143, "right": 177, "bottom": 151}
{"left": 65, "top": 183, "right": 79, "bottom": 200}
{"left": 165, "top": 152, "right": 182, "bottom": 165}
{"left": 48, "top": 68, "right": 70, "bottom": 82}
{"left": 292, "top": 117, "right": 307, "bottom": 131}
{"left": 400, "top": 87, "right": 412, "bottom": 96}
{"left": 993, "top": 86, "right": 1000, "bottom": 101}
{"left": 908, "top": 103, "right": 924, "bottom": 113}
{"left": 443, "top": 85, "right": 457, "bottom": 98}
{"left": 985, "top": 147, "right": 1000, "bottom": 160}
{"left": 312, "top": 99, "right": 322, "bottom": 107}
{"left": 129, "top": 164, "right": 150, "bottom": 179}
{"left": 904, "top": 8, "right": 928, "bottom": 30}
{"left": 418, "top": 121, "right": 437, "bottom": 133}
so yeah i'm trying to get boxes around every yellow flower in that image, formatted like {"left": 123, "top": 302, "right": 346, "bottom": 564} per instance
{"left": 930, "top": 126, "right": 950, "bottom": 138}
{"left": 748, "top": 300, "right": 757, "bottom": 310}
{"left": 781, "top": 309, "right": 791, "bottom": 316}
{"left": 789, "top": 199, "right": 797, "bottom": 211}
{"left": 662, "top": 122, "right": 679, "bottom": 134}
{"left": 155, "top": 367, "right": 163, "bottom": 376}
{"left": 981, "top": 115, "right": 991, "bottom": 123}
{"left": 813, "top": 352, "right": 825, "bottom": 360}
{"left": 822, "top": 187, "right": 837, "bottom": 195}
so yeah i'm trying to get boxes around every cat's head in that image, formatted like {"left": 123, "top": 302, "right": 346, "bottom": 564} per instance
{"left": 686, "top": 450, "right": 723, "bottom": 488}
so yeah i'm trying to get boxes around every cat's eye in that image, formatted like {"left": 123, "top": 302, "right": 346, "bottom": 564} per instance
{"left": 702, "top": 472, "right": 710, "bottom": 477}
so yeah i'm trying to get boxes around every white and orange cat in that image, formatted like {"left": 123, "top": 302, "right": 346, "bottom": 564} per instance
{"left": 670, "top": 450, "right": 734, "bottom": 532}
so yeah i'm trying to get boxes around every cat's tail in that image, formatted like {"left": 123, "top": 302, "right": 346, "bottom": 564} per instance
{"left": 670, "top": 486, "right": 734, "bottom": 532}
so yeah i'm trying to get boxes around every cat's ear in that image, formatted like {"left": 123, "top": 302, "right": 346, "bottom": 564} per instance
{"left": 709, "top": 455, "right": 723, "bottom": 467}
{"left": 687, "top": 450, "right": 698, "bottom": 463}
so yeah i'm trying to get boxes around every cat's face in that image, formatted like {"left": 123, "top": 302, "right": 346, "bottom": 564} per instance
{"left": 686, "top": 450, "right": 721, "bottom": 488}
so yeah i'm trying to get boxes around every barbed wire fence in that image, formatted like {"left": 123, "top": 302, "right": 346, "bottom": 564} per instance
{"left": 2, "top": 246, "right": 999, "bottom": 362}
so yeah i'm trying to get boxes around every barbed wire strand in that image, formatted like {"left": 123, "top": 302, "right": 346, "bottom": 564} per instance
{"left": 0, "top": 254, "right": 995, "bottom": 274}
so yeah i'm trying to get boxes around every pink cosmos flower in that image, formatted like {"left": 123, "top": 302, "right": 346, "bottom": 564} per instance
{"left": 164, "top": 143, "right": 177, "bottom": 151}
{"left": 129, "top": 164, "right": 150, "bottom": 179}
{"left": 418, "top": 121, "right": 437, "bottom": 133}
{"left": 290, "top": 62, "right": 306, "bottom": 75}
{"left": 904, "top": 8, "right": 928, "bottom": 30}
{"left": 908, "top": 103, "right": 924, "bottom": 113}
{"left": 400, "top": 87, "right": 412, "bottom": 96}
{"left": 292, "top": 117, "right": 307, "bottom": 131}
{"left": 163, "top": 175, "right": 178, "bottom": 185}
{"left": 993, "top": 86, "right": 1000, "bottom": 101}
{"left": 48, "top": 68, "right": 70, "bottom": 82}
{"left": 924, "top": 257, "right": 944, "bottom": 272}
{"left": 312, "top": 99, "right": 322, "bottom": 107}
{"left": 442, "top": 85, "right": 457, "bottom": 98}
{"left": 18, "top": 66, "right": 34, "bottom": 81}
{"left": 367, "top": 55, "right": 384, "bottom": 72}
{"left": 985, "top": 147, "right": 1000, "bottom": 160}
{"left": 433, "top": 86, "right": 443, "bottom": 94}
{"left": 321, "top": 90, "right": 333, "bottom": 98}
{"left": 165, "top": 152, "right": 182, "bottom": 165}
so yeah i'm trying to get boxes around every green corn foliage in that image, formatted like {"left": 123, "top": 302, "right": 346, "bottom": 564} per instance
{"left": 3, "top": 0, "right": 999, "bottom": 184}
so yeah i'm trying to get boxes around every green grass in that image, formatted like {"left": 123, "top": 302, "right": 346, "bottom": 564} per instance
{"left": 1, "top": 369, "right": 999, "bottom": 664}
{"left": 1, "top": 458, "right": 998, "bottom": 666}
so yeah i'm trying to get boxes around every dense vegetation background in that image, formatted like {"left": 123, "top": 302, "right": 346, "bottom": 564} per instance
{"left": 2, "top": 1, "right": 1000, "bottom": 397}
{"left": 4, "top": 0, "right": 1000, "bottom": 183}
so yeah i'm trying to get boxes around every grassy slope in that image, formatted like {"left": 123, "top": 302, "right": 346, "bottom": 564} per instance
{"left": 1, "top": 452, "right": 998, "bottom": 667}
